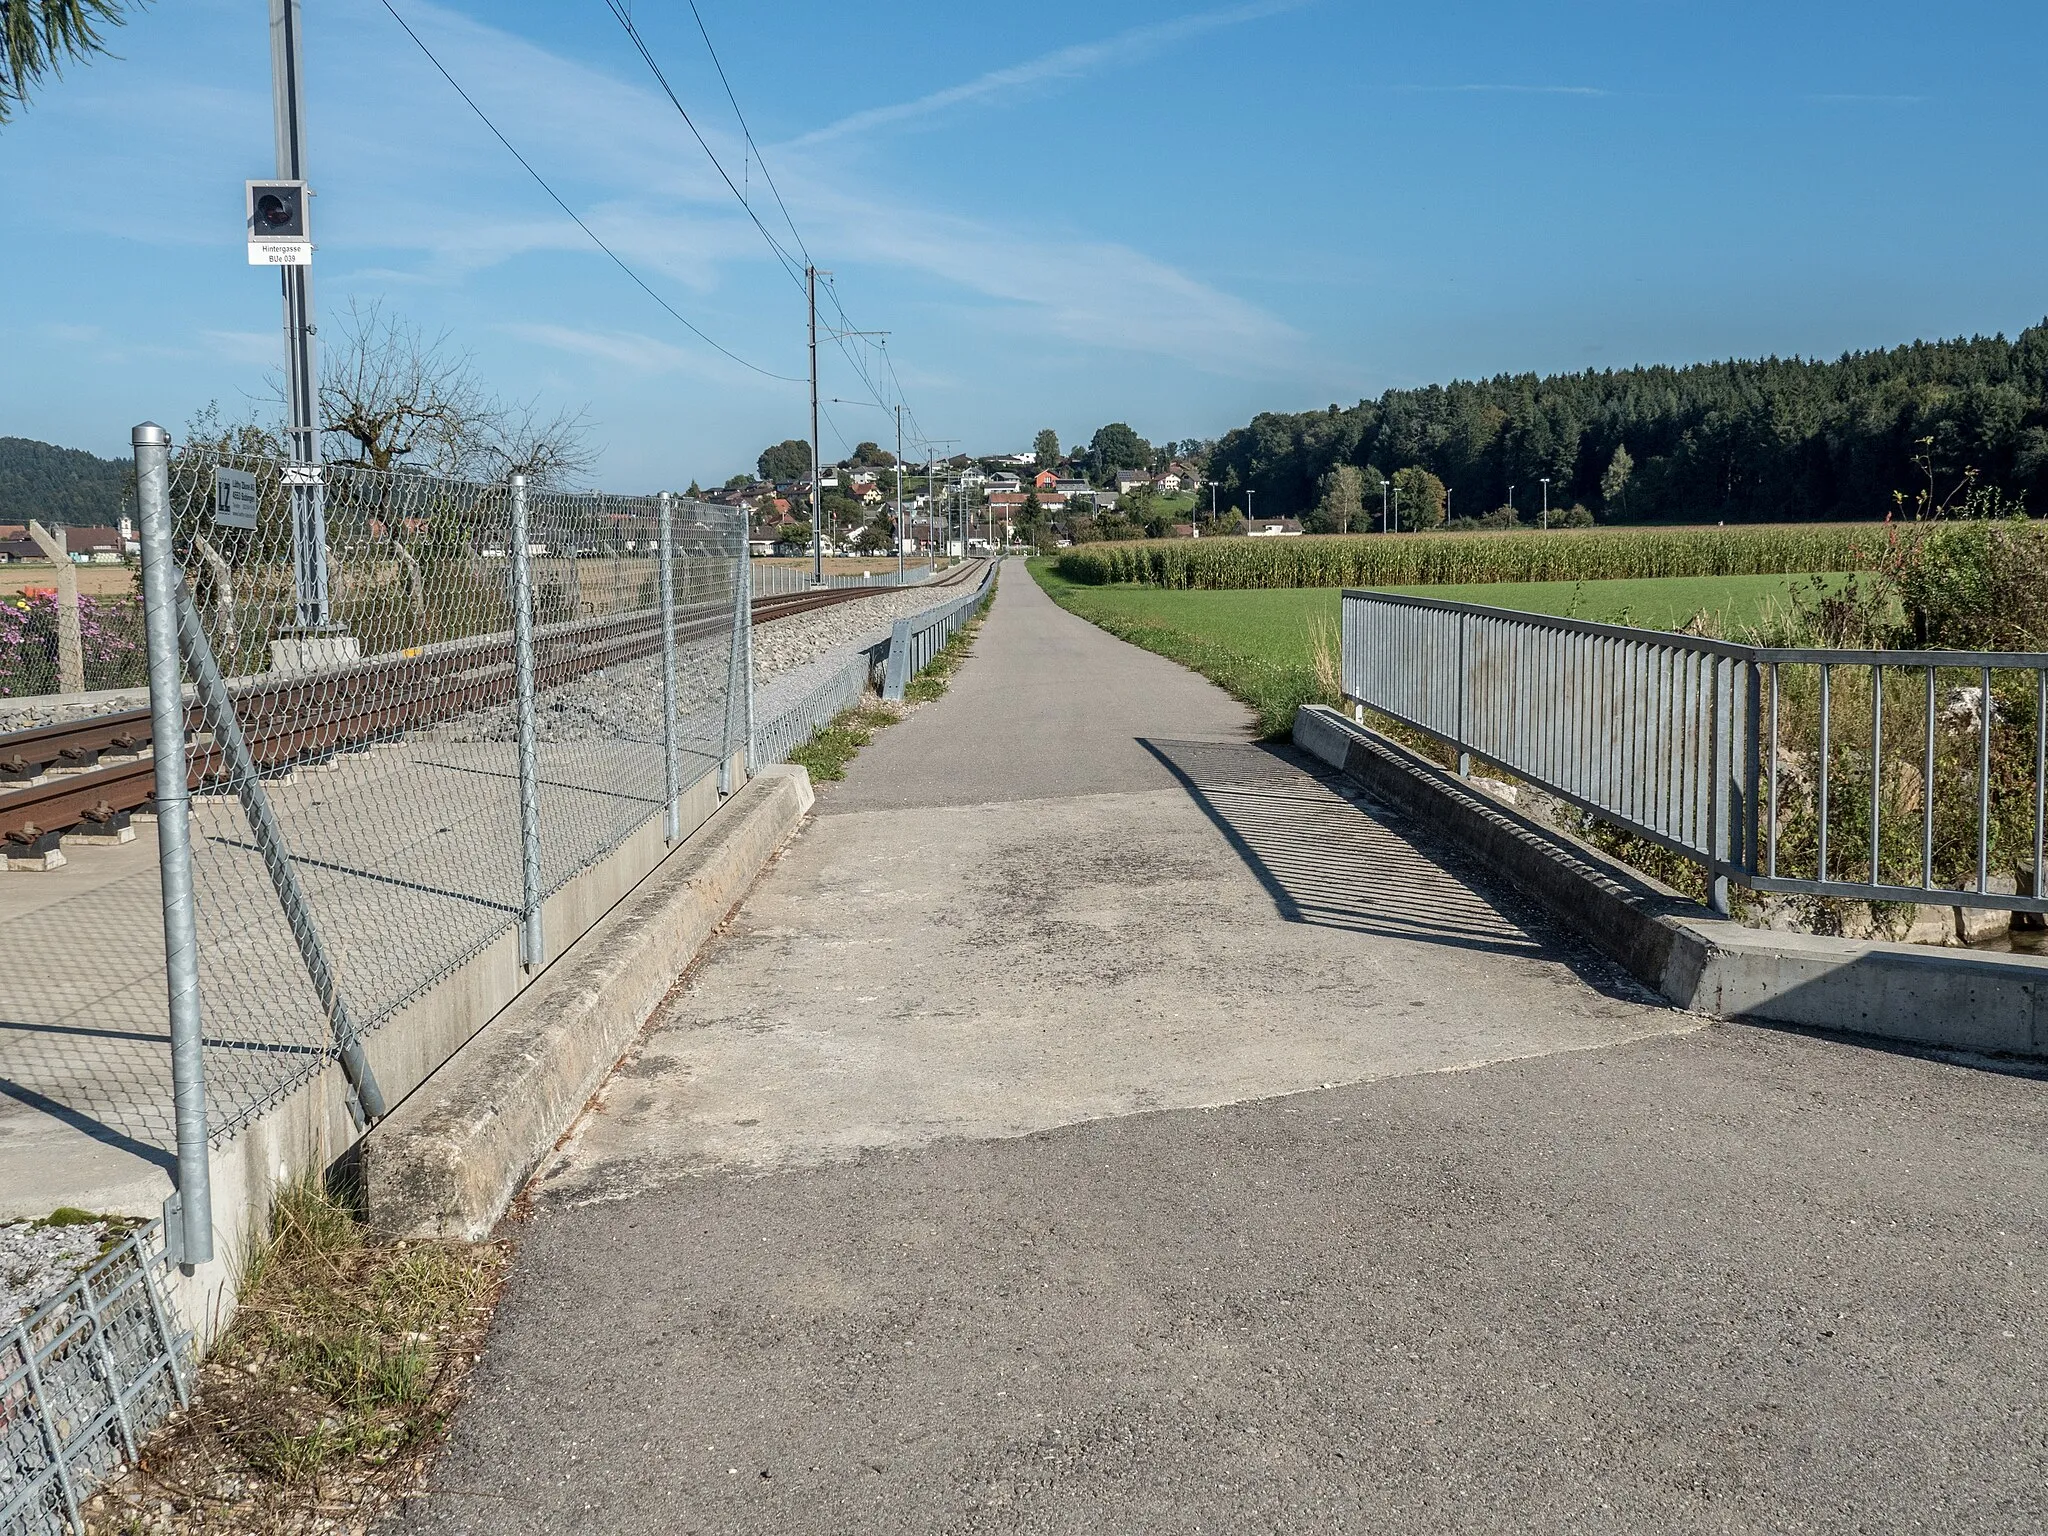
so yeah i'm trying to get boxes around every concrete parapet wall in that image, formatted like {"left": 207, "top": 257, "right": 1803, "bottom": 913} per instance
{"left": 361, "top": 764, "right": 815, "bottom": 1240}
{"left": 1294, "top": 706, "right": 2047, "bottom": 1059}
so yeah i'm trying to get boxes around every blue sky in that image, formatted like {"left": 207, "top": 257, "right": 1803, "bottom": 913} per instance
{"left": 3, "top": 0, "right": 2044, "bottom": 488}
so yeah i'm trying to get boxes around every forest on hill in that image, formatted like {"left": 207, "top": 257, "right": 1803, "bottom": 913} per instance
{"left": 1203, "top": 324, "right": 2048, "bottom": 529}
{"left": 0, "top": 437, "right": 129, "bottom": 527}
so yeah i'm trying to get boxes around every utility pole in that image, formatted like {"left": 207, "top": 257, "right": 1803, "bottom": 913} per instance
{"left": 894, "top": 405, "right": 905, "bottom": 584}
{"left": 806, "top": 264, "right": 823, "bottom": 586}
{"left": 270, "top": 0, "right": 335, "bottom": 636}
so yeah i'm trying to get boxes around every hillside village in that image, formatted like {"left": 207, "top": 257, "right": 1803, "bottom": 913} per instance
{"left": 692, "top": 426, "right": 1295, "bottom": 556}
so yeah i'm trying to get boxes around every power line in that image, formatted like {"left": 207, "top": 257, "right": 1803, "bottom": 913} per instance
{"left": 599, "top": 3, "right": 923, "bottom": 430}
{"left": 600, "top": 0, "right": 808, "bottom": 292}
{"left": 377, "top": 0, "right": 803, "bottom": 384}
{"left": 681, "top": 0, "right": 812, "bottom": 272}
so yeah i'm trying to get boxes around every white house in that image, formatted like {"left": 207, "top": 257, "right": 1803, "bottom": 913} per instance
{"left": 1114, "top": 469, "right": 1152, "bottom": 494}
{"left": 1246, "top": 518, "right": 1304, "bottom": 538}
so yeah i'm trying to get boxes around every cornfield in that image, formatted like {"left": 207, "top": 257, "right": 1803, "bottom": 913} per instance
{"left": 1054, "top": 525, "right": 1895, "bottom": 590}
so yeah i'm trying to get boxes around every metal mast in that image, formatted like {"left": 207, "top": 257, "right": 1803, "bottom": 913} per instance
{"left": 271, "top": 0, "right": 331, "bottom": 630}
{"left": 807, "top": 264, "right": 823, "bottom": 587}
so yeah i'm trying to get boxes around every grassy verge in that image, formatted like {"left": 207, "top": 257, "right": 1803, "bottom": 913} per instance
{"left": 88, "top": 1181, "right": 507, "bottom": 1534}
{"left": 1031, "top": 560, "right": 1335, "bottom": 738}
{"left": 785, "top": 586, "right": 994, "bottom": 782}
{"left": 787, "top": 702, "right": 901, "bottom": 782}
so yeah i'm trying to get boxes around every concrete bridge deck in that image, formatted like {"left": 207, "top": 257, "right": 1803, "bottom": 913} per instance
{"left": 395, "top": 568, "right": 2048, "bottom": 1534}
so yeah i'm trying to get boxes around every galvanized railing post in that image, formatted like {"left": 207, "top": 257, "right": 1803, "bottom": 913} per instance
{"left": 510, "top": 475, "right": 544, "bottom": 969}
{"left": 720, "top": 505, "right": 748, "bottom": 795}
{"left": 658, "top": 492, "right": 681, "bottom": 834}
{"left": 133, "top": 422, "right": 213, "bottom": 1271}
{"left": 1456, "top": 609, "right": 1472, "bottom": 778}
{"left": 742, "top": 525, "right": 756, "bottom": 773}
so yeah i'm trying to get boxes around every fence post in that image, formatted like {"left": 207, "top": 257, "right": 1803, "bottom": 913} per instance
{"left": 1456, "top": 610, "right": 1472, "bottom": 777}
{"left": 510, "top": 475, "right": 544, "bottom": 969}
{"left": 741, "top": 525, "right": 755, "bottom": 773}
{"left": 26, "top": 520, "right": 84, "bottom": 695}
{"left": 720, "top": 505, "right": 748, "bottom": 796}
{"left": 132, "top": 423, "right": 213, "bottom": 1270}
{"left": 1706, "top": 654, "right": 1731, "bottom": 916}
{"left": 174, "top": 583, "right": 388, "bottom": 1127}
{"left": 658, "top": 492, "right": 681, "bottom": 834}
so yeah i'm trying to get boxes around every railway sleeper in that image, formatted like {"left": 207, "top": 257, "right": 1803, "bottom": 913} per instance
{"left": 1, "top": 822, "right": 67, "bottom": 871}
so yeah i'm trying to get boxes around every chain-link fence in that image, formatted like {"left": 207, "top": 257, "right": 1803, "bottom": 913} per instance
{"left": 131, "top": 427, "right": 747, "bottom": 1263}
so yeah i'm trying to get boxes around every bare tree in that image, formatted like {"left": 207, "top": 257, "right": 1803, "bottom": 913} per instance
{"left": 318, "top": 299, "right": 595, "bottom": 487}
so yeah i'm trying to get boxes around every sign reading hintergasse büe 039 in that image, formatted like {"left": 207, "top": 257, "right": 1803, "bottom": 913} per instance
{"left": 246, "top": 179, "right": 312, "bottom": 266}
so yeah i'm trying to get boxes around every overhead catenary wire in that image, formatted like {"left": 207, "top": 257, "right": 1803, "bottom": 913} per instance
{"left": 376, "top": 0, "right": 803, "bottom": 385}
{"left": 600, "top": 0, "right": 808, "bottom": 293}
{"left": 596, "top": 3, "right": 931, "bottom": 437}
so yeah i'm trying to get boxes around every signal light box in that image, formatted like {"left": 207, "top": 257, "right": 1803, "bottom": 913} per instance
{"left": 246, "top": 179, "right": 311, "bottom": 265}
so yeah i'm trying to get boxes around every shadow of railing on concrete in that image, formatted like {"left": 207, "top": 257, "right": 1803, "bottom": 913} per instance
{"left": 1137, "top": 738, "right": 1552, "bottom": 960}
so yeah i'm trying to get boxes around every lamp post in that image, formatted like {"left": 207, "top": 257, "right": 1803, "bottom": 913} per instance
{"left": 1508, "top": 483, "right": 1515, "bottom": 521}
{"left": 1540, "top": 477, "right": 1551, "bottom": 532}
{"left": 1392, "top": 482, "right": 1401, "bottom": 533}
{"left": 1245, "top": 489, "right": 1255, "bottom": 527}
{"left": 1380, "top": 475, "right": 1389, "bottom": 534}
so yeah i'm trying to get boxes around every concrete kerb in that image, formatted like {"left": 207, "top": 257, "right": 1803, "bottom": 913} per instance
{"left": 1293, "top": 705, "right": 2048, "bottom": 1059}
{"left": 361, "top": 764, "right": 816, "bottom": 1240}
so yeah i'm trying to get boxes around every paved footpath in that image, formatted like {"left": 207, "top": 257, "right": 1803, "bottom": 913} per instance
{"left": 396, "top": 568, "right": 2048, "bottom": 1535}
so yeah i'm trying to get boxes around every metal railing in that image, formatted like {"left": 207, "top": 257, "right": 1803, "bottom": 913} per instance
{"left": 754, "top": 561, "right": 997, "bottom": 756}
{"left": 2, "top": 1222, "right": 192, "bottom": 1536}
{"left": 1341, "top": 588, "right": 2048, "bottom": 917}
{"left": 748, "top": 560, "right": 934, "bottom": 600}
{"left": 881, "top": 563, "right": 998, "bottom": 702}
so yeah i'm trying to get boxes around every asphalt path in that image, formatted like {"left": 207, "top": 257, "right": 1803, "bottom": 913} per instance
{"left": 393, "top": 565, "right": 2048, "bottom": 1535}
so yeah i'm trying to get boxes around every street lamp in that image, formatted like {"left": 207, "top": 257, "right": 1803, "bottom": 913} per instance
{"left": 1380, "top": 474, "right": 1389, "bottom": 534}
{"left": 1508, "top": 483, "right": 1515, "bottom": 521}
{"left": 1392, "top": 482, "right": 1401, "bottom": 533}
{"left": 1245, "top": 488, "right": 1255, "bottom": 525}
{"left": 1540, "top": 477, "right": 1550, "bottom": 531}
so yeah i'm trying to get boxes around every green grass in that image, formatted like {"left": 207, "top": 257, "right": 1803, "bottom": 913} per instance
{"left": 787, "top": 703, "right": 900, "bottom": 782}
{"left": 1030, "top": 564, "right": 1858, "bottom": 739}
{"left": 1373, "top": 571, "right": 1858, "bottom": 633}
{"left": 1032, "top": 561, "right": 1338, "bottom": 738}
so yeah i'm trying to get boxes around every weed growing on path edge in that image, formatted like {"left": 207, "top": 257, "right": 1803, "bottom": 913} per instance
{"left": 786, "top": 590, "right": 993, "bottom": 782}
{"left": 788, "top": 703, "right": 902, "bottom": 781}
{"left": 84, "top": 1179, "right": 508, "bottom": 1535}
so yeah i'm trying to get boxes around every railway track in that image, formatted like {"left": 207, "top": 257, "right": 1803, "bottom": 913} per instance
{"left": 0, "top": 564, "right": 983, "bottom": 859}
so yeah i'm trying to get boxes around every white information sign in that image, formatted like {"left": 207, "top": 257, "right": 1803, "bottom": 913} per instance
{"left": 249, "top": 240, "right": 312, "bottom": 267}
{"left": 213, "top": 467, "right": 259, "bottom": 530}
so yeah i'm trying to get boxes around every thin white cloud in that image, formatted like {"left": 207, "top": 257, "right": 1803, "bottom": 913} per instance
{"left": 198, "top": 330, "right": 279, "bottom": 366}
{"left": 1392, "top": 83, "right": 1611, "bottom": 97}
{"left": 1808, "top": 93, "right": 1925, "bottom": 105}
{"left": 789, "top": 0, "right": 1315, "bottom": 148}
{"left": 342, "top": 1, "right": 1307, "bottom": 376}
{"left": 498, "top": 323, "right": 695, "bottom": 374}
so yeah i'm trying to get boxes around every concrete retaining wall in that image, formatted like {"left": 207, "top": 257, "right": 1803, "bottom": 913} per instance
{"left": 360, "top": 764, "right": 814, "bottom": 1240}
{"left": 1294, "top": 705, "right": 2048, "bottom": 1059}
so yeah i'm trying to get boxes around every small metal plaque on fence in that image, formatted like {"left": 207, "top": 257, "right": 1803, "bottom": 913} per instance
{"left": 213, "top": 466, "right": 259, "bottom": 529}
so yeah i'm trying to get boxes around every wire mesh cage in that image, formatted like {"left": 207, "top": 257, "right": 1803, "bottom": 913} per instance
{"left": 1, "top": 1222, "right": 191, "bottom": 1536}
